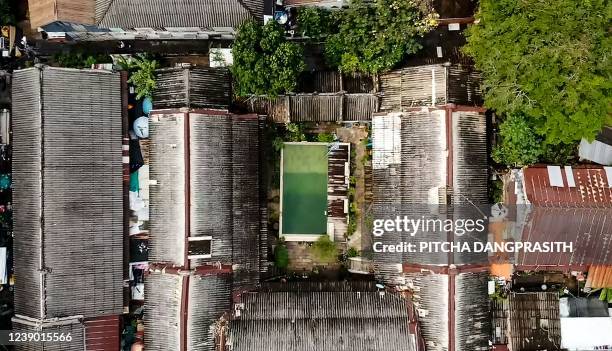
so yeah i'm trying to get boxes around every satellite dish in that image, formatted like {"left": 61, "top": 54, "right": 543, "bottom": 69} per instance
{"left": 375, "top": 283, "right": 385, "bottom": 289}
{"left": 133, "top": 116, "right": 149, "bottom": 138}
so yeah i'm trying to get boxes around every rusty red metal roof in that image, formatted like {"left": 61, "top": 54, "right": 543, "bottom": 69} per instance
{"left": 85, "top": 315, "right": 120, "bottom": 351}
{"left": 516, "top": 166, "right": 612, "bottom": 270}
{"left": 523, "top": 166, "right": 612, "bottom": 206}
{"left": 517, "top": 207, "right": 612, "bottom": 270}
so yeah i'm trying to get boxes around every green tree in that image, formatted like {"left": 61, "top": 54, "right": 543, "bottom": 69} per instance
{"left": 492, "top": 115, "right": 545, "bottom": 166}
{"left": 0, "top": 0, "right": 15, "bottom": 24}
{"left": 297, "top": 7, "right": 336, "bottom": 40}
{"left": 464, "top": 0, "right": 612, "bottom": 145}
{"left": 310, "top": 235, "right": 338, "bottom": 263}
{"left": 232, "top": 20, "right": 305, "bottom": 97}
{"left": 324, "top": 0, "right": 437, "bottom": 74}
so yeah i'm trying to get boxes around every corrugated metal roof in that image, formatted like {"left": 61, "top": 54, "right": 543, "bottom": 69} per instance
{"left": 513, "top": 166, "right": 612, "bottom": 270}
{"left": 144, "top": 272, "right": 233, "bottom": 351}
{"left": 148, "top": 111, "right": 261, "bottom": 277}
{"left": 597, "top": 126, "right": 612, "bottom": 145}
{"left": 296, "top": 71, "right": 374, "bottom": 94}
{"left": 187, "top": 274, "right": 232, "bottom": 350}
{"left": 380, "top": 65, "right": 447, "bottom": 110}
{"left": 454, "top": 272, "right": 490, "bottom": 351}
{"left": 491, "top": 298, "right": 509, "bottom": 345}
{"left": 579, "top": 138, "right": 612, "bottom": 166}
{"left": 231, "top": 117, "right": 263, "bottom": 286}
{"left": 290, "top": 94, "right": 343, "bottom": 122}
{"left": 579, "top": 126, "right": 612, "bottom": 165}
{"left": 297, "top": 71, "right": 342, "bottom": 93}
{"left": 12, "top": 66, "right": 123, "bottom": 320}
{"left": 517, "top": 207, "right": 612, "bottom": 269}
{"left": 189, "top": 114, "right": 234, "bottom": 264}
{"left": 146, "top": 110, "right": 261, "bottom": 350}
{"left": 154, "top": 68, "right": 231, "bottom": 110}
{"left": 405, "top": 271, "right": 490, "bottom": 351}
{"left": 406, "top": 272, "right": 449, "bottom": 351}
{"left": 523, "top": 166, "right": 612, "bottom": 206}
{"left": 452, "top": 110, "right": 488, "bottom": 205}
{"left": 144, "top": 273, "right": 182, "bottom": 351}
{"left": 229, "top": 282, "right": 417, "bottom": 351}
{"left": 13, "top": 317, "right": 86, "bottom": 351}
{"left": 148, "top": 112, "right": 186, "bottom": 265}
{"left": 85, "top": 315, "right": 121, "bottom": 350}
{"left": 344, "top": 93, "right": 378, "bottom": 121}
{"left": 246, "top": 96, "right": 290, "bottom": 123}
{"left": 99, "top": 0, "right": 262, "bottom": 29}
{"left": 379, "top": 64, "right": 482, "bottom": 111}
{"left": 12, "top": 68, "right": 42, "bottom": 319}
{"left": 371, "top": 109, "right": 488, "bottom": 267}
{"left": 371, "top": 107, "right": 490, "bottom": 351}
{"left": 248, "top": 93, "right": 378, "bottom": 122}
{"left": 507, "top": 292, "right": 561, "bottom": 351}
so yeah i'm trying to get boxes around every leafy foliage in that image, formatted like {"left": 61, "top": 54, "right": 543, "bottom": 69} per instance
{"left": 232, "top": 20, "right": 305, "bottom": 97}
{"left": 492, "top": 115, "right": 545, "bottom": 166}
{"left": 285, "top": 123, "right": 307, "bottom": 142}
{"left": 0, "top": 0, "right": 15, "bottom": 24}
{"left": 599, "top": 288, "right": 612, "bottom": 303}
{"left": 118, "top": 55, "right": 159, "bottom": 100}
{"left": 310, "top": 235, "right": 338, "bottom": 263}
{"left": 465, "top": 0, "right": 612, "bottom": 145}
{"left": 316, "top": 132, "right": 335, "bottom": 143}
{"left": 274, "top": 240, "right": 289, "bottom": 269}
{"left": 346, "top": 246, "right": 359, "bottom": 258}
{"left": 324, "top": 0, "right": 437, "bottom": 74}
{"left": 297, "top": 7, "right": 336, "bottom": 40}
{"left": 52, "top": 52, "right": 112, "bottom": 69}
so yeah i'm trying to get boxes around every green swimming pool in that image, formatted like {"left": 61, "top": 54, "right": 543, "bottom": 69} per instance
{"left": 281, "top": 143, "right": 328, "bottom": 235}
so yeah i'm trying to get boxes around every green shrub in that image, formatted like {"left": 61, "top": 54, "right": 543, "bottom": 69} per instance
{"left": 346, "top": 247, "right": 359, "bottom": 258}
{"left": 274, "top": 241, "right": 289, "bottom": 269}
{"left": 316, "top": 133, "right": 335, "bottom": 143}
{"left": 310, "top": 235, "right": 338, "bottom": 263}
{"left": 118, "top": 54, "right": 159, "bottom": 99}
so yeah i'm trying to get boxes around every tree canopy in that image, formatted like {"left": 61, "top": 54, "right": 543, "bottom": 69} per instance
{"left": 0, "top": 0, "right": 14, "bottom": 24}
{"left": 492, "top": 114, "right": 544, "bottom": 166}
{"left": 464, "top": 0, "right": 612, "bottom": 146}
{"left": 324, "top": 0, "right": 437, "bottom": 74}
{"left": 231, "top": 20, "right": 305, "bottom": 97}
